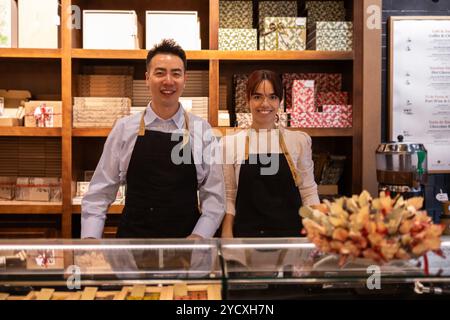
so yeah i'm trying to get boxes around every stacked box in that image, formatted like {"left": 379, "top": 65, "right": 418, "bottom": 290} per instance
{"left": 73, "top": 97, "right": 131, "bottom": 128}
{"left": 316, "top": 91, "right": 348, "bottom": 109}
{"left": 308, "top": 21, "right": 353, "bottom": 51}
{"left": 78, "top": 75, "right": 133, "bottom": 99}
{"left": 179, "top": 97, "right": 209, "bottom": 121}
{"left": 132, "top": 80, "right": 150, "bottom": 107}
{"left": 292, "top": 80, "right": 315, "bottom": 114}
{"left": 258, "top": 1, "right": 297, "bottom": 32}
{"left": 236, "top": 113, "right": 252, "bottom": 128}
{"left": 282, "top": 73, "right": 342, "bottom": 110}
{"left": 233, "top": 74, "right": 249, "bottom": 113}
{"left": 24, "top": 101, "right": 62, "bottom": 128}
{"left": 291, "top": 112, "right": 324, "bottom": 128}
{"left": 219, "top": 1, "right": 253, "bottom": 29}
{"left": 0, "top": 176, "right": 15, "bottom": 200}
{"left": 304, "top": 1, "right": 346, "bottom": 30}
{"left": 219, "top": 28, "right": 257, "bottom": 50}
{"left": 322, "top": 104, "right": 352, "bottom": 128}
{"left": 260, "top": 17, "right": 307, "bottom": 51}
{"left": 15, "top": 177, "right": 61, "bottom": 202}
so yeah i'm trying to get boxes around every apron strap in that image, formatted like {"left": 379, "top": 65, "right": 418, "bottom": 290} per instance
{"left": 138, "top": 106, "right": 190, "bottom": 147}
{"left": 244, "top": 129, "right": 300, "bottom": 187}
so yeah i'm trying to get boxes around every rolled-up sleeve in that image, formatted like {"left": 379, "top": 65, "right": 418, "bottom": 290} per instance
{"left": 81, "top": 120, "right": 124, "bottom": 239}
{"left": 297, "top": 133, "right": 320, "bottom": 206}
{"left": 193, "top": 131, "right": 226, "bottom": 238}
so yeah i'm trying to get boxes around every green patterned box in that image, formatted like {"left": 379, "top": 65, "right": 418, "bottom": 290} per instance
{"left": 308, "top": 22, "right": 352, "bottom": 51}
{"left": 219, "top": 28, "right": 257, "bottom": 51}
{"left": 261, "top": 17, "right": 306, "bottom": 50}
{"left": 258, "top": 1, "right": 297, "bottom": 32}
{"left": 219, "top": 1, "right": 253, "bottom": 29}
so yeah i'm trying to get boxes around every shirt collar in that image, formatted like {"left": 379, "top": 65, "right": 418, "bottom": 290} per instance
{"left": 145, "top": 102, "right": 185, "bottom": 129}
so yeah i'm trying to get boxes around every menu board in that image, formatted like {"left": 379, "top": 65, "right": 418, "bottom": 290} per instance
{"left": 390, "top": 17, "right": 450, "bottom": 173}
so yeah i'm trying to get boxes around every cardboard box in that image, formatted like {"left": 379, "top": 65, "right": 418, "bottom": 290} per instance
{"left": 219, "top": 28, "right": 257, "bottom": 51}
{"left": 146, "top": 11, "right": 200, "bottom": 50}
{"left": 258, "top": 1, "right": 297, "bottom": 32}
{"left": 0, "top": 176, "right": 16, "bottom": 200}
{"left": 292, "top": 80, "right": 315, "bottom": 114}
{"left": 18, "top": 0, "right": 59, "bottom": 48}
{"left": 83, "top": 10, "right": 143, "bottom": 50}
{"left": 260, "top": 17, "right": 307, "bottom": 51}
{"left": 219, "top": 1, "right": 253, "bottom": 29}
{"left": 0, "top": 89, "right": 31, "bottom": 108}
{"left": 0, "top": 0, "right": 17, "bottom": 48}
{"left": 73, "top": 97, "right": 131, "bottom": 128}
{"left": 291, "top": 112, "right": 323, "bottom": 128}
{"left": 26, "top": 249, "right": 64, "bottom": 270}
{"left": 24, "top": 101, "right": 62, "bottom": 128}
{"left": 77, "top": 75, "right": 133, "bottom": 98}
{"left": 15, "top": 177, "right": 61, "bottom": 202}
{"left": 0, "top": 117, "right": 20, "bottom": 126}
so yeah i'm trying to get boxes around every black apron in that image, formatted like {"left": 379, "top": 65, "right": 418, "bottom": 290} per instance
{"left": 234, "top": 131, "right": 303, "bottom": 238}
{"left": 116, "top": 111, "right": 199, "bottom": 238}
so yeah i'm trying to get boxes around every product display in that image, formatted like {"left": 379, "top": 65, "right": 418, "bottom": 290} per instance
{"left": 308, "top": 21, "right": 353, "bottom": 51}
{"left": 73, "top": 97, "right": 131, "bottom": 128}
{"left": 219, "top": 28, "right": 257, "bottom": 51}
{"left": 77, "top": 75, "right": 133, "bottom": 99}
{"left": 0, "top": 0, "right": 17, "bottom": 48}
{"left": 146, "top": 11, "right": 201, "bottom": 50}
{"left": 260, "top": 17, "right": 307, "bottom": 51}
{"left": 83, "top": 10, "right": 142, "bottom": 50}
{"left": 24, "top": 101, "right": 62, "bottom": 128}
{"left": 219, "top": 1, "right": 253, "bottom": 29}
{"left": 18, "top": 0, "right": 58, "bottom": 48}
{"left": 15, "top": 177, "right": 61, "bottom": 202}
{"left": 304, "top": 1, "right": 346, "bottom": 30}
{"left": 258, "top": 1, "right": 298, "bottom": 33}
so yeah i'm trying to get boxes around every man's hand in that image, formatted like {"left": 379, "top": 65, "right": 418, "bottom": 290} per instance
{"left": 187, "top": 234, "right": 204, "bottom": 240}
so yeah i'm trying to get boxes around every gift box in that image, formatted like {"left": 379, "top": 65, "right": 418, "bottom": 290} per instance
{"left": 282, "top": 73, "right": 342, "bottom": 110}
{"left": 218, "top": 110, "right": 230, "bottom": 127}
{"left": 0, "top": 176, "right": 16, "bottom": 200}
{"left": 78, "top": 75, "right": 133, "bottom": 98}
{"left": 292, "top": 80, "right": 315, "bottom": 114}
{"left": 24, "top": 101, "right": 62, "bottom": 128}
{"left": 233, "top": 74, "right": 249, "bottom": 113}
{"left": 305, "top": 1, "right": 346, "bottom": 29}
{"left": 15, "top": 177, "right": 61, "bottom": 202}
{"left": 0, "top": 0, "right": 18, "bottom": 48}
{"left": 18, "top": 0, "right": 59, "bottom": 48}
{"left": 322, "top": 104, "right": 351, "bottom": 113}
{"left": 316, "top": 92, "right": 349, "bottom": 108}
{"left": 236, "top": 113, "right": 252, "bottom": 128}
{"left": 291, "top": 112, "right": 323, "bottom": 128}
{"left": 322, "top": 112, "right": 352, "bottom": 128}
{"left": 73, "top": 97, "right": 131, "bottom": 128}
{"left": 258, "top": 1, "right": 297, "bottom": 32}
{"left": 308, "top": 22, "right": 353, "bottom": 51}
{"left": 219, "top": 1, "right": 253, "bottom": 29}
{"left": 219, "top": 28, "right": 257, "bottom": 51}
{"left": 260, "top": 17, "right": 307, "bottom": 51}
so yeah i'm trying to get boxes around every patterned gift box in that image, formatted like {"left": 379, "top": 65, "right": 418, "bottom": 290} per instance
{"left": 219, "top": 1, "right": 253, "bottom": 29}
{"left": 322, "top": 104, "right": 351, "bottom": 113}
{"left": 236, "top": 112, "right": 252, "bottom": 128}
{"left": 283, "top": 73, "right": 342, "bottom": 110}
{"left": 258, "top": 1, "right": 297, "bottom": 32}
{"left": 260, "top": 17, "right": 307, "bottom": 51}
{"left": 305, "top": 1, "right": 346, "bottom": 29}
{"left": 316, "top": 92, "right": 348, "bottom": 108}
{"left": 233, "top": 74, "right": 249, "bottom": 113}
{"left": 322, "top": 112, "right": 351, "bottom": 128}
{"left": 219, "top": 28, "right": 257, "bottom": 51}
{"left": 308, "top": 22, "right": 353, "bottom": 51}
{"left": 291, "top": 112, "right": 323, "bottom": 128}
{"left": 292, "top": 80, "right": 315, "bottom": 115}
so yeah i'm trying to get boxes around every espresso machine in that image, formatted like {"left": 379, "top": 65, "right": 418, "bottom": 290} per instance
{"left": 376, "top": 135, "right": 427, "bottom": 200}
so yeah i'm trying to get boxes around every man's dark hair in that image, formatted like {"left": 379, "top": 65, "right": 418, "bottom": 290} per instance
{"left": 146, "top": 39, "right": 187, "bottom": 72}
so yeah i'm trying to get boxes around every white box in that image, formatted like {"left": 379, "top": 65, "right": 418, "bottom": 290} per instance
{"left": 18, "top": 0, "right": 59, "bottom": 48}
{"left": 0, "top": 0, "right": 17, "bottom": 48}
{"left": 146, "top": 11, "right": 201, "bottom": 50}
{"left": 83, "top": 10, "right": 142, "bottom": 49}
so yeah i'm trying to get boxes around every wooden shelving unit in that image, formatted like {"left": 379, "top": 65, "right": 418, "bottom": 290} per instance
{"left": 0, "top": 0, "right": 381, "bottom": 238}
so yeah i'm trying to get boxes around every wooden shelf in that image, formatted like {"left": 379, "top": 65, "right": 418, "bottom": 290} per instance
{"left": 213, "top": 127, "right": 353, "bottom": 137}
{"left": 72, "top": 128, "right": 111, "bottom": 137}
{"left": 0, "top": 127, "right": 62, "bottom": 137}
{"left": 72, "top": 204, "right": 123, "bottom": 214}
{"left": 0, "top": 48, "right": 62, "bottom": 59}
{"left": 0, "top": 201, "right": 62, "bottom": 214}
{"left": 71, "top": 49, "right": 353, "bottom": 61}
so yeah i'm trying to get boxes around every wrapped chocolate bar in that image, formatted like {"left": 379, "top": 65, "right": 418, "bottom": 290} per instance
{"left": 260, "top": 17, "right": 307, "bottom": 51}
{"left": 15, "top": 177, "right": 61, "bottom": 202}
{"left": 219, "top": 28, "right": 257, "bottom": 51}
{"left": 0, "top": 176, "right": 15, "bottom": 200}
{"left": 219, "top": 1, "right": 253, "bottom": 29}
{"left": 300, "top": 191, "right": 444, "bottom": 266}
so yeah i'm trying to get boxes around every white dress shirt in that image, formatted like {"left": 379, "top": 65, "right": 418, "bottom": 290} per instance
{"left": 81, "top": 104, "right": 225, "bottom": 239}
{"left": 221, "top": 128, "right": 320, "bottom": 216}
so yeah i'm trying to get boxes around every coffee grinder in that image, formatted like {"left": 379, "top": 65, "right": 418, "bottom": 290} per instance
{"left": 375, "top": 135, "right": 427, "bottom": 201}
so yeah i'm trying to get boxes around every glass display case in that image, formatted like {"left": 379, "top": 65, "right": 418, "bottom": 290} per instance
{"left": 0, "top": 237, "right": 450, "bottom": 300}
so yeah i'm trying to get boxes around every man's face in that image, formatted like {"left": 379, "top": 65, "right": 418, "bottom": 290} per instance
{"left": 146, "top": 53, "right": 186, "bottom": 108}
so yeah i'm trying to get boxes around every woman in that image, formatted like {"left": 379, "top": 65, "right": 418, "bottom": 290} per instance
{"left": 221, "top": 70, "right": 320, "bottom": 238}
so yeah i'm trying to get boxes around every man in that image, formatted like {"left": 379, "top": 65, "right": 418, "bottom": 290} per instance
{"left": 81, "top": 39, "right": 225, "bottom": 239}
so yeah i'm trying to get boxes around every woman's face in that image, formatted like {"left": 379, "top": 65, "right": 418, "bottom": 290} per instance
{"left": 249, "top": 80, "right": 280, "bottom": 129}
